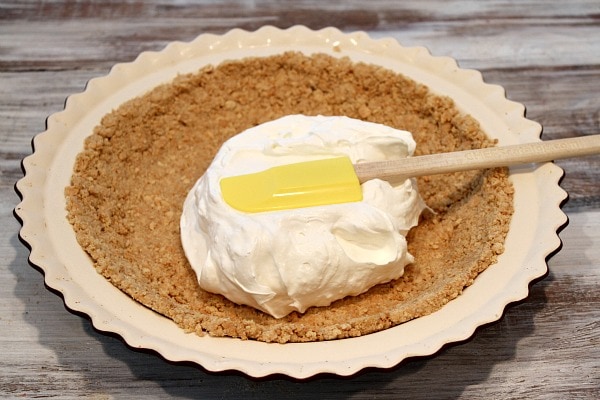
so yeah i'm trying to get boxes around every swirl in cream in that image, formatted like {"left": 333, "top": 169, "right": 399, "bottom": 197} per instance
{"left": 180, "top": 115, "right": 426, "bottom": 318}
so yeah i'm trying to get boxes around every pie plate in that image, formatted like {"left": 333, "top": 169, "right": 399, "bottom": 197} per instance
{"left": 14, "top": 25, "right": 567, "bottom": 378}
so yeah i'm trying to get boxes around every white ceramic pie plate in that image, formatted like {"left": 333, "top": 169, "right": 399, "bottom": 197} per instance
{"left": 15, "top": 25, "right": 567, "bottom": 378}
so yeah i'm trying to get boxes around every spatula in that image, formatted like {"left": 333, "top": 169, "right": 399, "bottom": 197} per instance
{"left": 220, "top": 134, "right": 600, "bottom": 213}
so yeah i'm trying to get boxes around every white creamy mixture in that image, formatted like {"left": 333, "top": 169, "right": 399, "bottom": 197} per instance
{"left": 180, "top": 115, "right": 426, "bottom": 318}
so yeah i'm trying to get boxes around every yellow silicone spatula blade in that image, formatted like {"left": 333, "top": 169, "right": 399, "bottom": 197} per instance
{"left": 220, "top": 156, "right": 363, "bottom": 213}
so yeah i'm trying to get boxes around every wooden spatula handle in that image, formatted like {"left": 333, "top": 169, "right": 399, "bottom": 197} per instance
{"left": 354, "top": 134, "right": 600, "bottom": 183}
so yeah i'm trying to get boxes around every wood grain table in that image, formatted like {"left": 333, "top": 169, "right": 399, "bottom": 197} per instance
{"left": 1, "top": 1, "right": 598, "bottom": 398}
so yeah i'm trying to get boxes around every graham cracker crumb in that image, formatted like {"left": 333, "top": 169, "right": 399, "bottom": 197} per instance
{"left": 65, "top": 52, "right": 514, "bottom": 343}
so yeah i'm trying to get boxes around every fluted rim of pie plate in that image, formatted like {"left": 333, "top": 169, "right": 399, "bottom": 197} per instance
{"left": 14, "top": 25, "right": 567, "bottom": 378}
